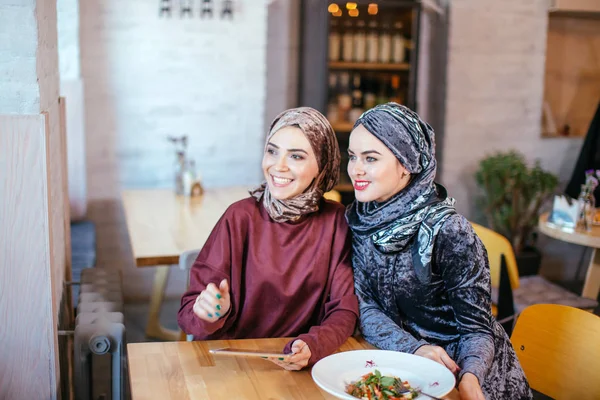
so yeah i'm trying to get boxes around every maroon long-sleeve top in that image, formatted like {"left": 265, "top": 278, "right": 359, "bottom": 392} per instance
{"left": 177, "top": 197, "right": 359, "bottom": 365}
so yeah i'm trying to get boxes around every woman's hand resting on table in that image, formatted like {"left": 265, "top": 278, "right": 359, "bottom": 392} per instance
{"left": 458, "top": 373, "right": 485, "bottom": 400}
{"left": 193, "top": 279, "right": 230, "bottom": 322}
{"left": 414, "top": 345, "right": 460, "bottom": 374}
{"left": 415, "top": 346, "right": 484, "bottom": 399}
{"left": 268, "top": 340, "right": 311, "bottom": 371}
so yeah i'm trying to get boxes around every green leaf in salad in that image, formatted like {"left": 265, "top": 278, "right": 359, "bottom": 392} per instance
{"left": 380, "top": 376, "right": 397, "bottom": 387}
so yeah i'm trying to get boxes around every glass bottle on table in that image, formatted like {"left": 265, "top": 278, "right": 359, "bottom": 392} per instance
{"left": 577, "top": 185, "right": 596, "bottom": 232}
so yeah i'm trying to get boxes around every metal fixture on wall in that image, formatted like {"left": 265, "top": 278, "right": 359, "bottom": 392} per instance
{"left": 158, "top": 0, "right": 236, "bottom": 19}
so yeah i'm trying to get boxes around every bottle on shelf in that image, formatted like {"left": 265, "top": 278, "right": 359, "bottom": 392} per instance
{"left": 337, "top": 72, "right": 353, "bottom": 122}
{"left": 326, "top": 72, "right": 339, "bottom": 122}
{"left": 376, "top": 75, "right": 389, "bottom": 105}
{"left": 363, "top": 74, "right": 377, "bottom": 110}
{"left": 349, "top": 73, "right": 364, "bottom": 122}
{"left": 342, "top": 20, "right": 354, "bottom": 62}
{"left": 389, "top": 75, "right": 404, "bottom": 105}
{"left": 328, "top": 19, "right": 341, "bottom": 61}
{"left": 353, "top": 20, "right": 367, "bottom": 62}
{"left": 378, "top": 20, "right": 392, "bottom": 64}
{"left": 366, "top": 19, "right": 379, "bottom": 63}
{"left": 391, "top": 21, "right": 405, "bottom": 63}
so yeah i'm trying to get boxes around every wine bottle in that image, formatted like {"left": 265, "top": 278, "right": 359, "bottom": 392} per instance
{"left": 353, "top": 20, "right": 367, "bottom": 62}
{"left": 378, "top": 20, "right": 392, "bottom": 63}
{"left": 391, "top": 22, "right": 405, "bottom": 63}
{"left": 329, "top": 19, "right": 341, "bottom": 61}
{"left": 342, "top": 20, "right": 354, "bottom": 62}
{"left": 366, "top": 19, "right": 379, "bottom": 63}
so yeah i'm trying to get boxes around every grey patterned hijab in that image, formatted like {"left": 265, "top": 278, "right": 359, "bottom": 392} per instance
{"left": 251, "top": 107, "right": 340, "bottom": 223}
{"left": 346, "top": 103, "right": 456, "bottom": 283}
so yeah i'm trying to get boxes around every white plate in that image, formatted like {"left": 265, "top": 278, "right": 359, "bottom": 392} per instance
{"left": 311, "top": 349, "right": 456, "bottom": 399}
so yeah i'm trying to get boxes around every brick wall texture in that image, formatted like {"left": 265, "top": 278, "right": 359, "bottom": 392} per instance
{"left": 80, "top": 0, "right": 269, "bottom": 299}
{"left": 440, "top": 0, "right": 582, "bottom": 219}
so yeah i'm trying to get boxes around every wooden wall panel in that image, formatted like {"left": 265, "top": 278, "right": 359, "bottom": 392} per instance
{"left": 59, "top": 96, "right": 74, "bottom": 400}
{"left": 0, "top": 114, "right": 58, "bottom": 399}
{"left": 543, "top": 15, "right": 600, "bottom": 137}
{"left": 551, "top": 0, "right": 600, "bottom": 13}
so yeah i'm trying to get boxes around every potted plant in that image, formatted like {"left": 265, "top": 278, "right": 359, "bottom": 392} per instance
{"left": 475, "top": 151, "right": 559, "bottom": 276}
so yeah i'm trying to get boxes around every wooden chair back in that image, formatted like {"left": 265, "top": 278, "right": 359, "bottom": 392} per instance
{"left": 511, "top": 304, "right": 600, "bottom": 399}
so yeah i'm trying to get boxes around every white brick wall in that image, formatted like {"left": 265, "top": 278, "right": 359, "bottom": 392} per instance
{"left": 80, "top": 0, "right": 269, "bottom": 299}
{"left": 58, "top": 0, "right": 87, "bottom": 219}
{"left": 440, "top": 0, "right": 582, "bottom": 219}
{"left": 81, "top": 0, "right": 268, "bottom": 200}
{"left": 57, "top": 0, "right": 80, "bottom": 80}
{"left": 0, "top": 0, "right": 41, "bottom": 114}
{"left": 441, "top": 0, "right": 587, "bottom": 282}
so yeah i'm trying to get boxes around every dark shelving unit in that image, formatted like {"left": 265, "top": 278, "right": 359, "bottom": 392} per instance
{"left": 299, "top": 0, "right": 423, "bottom": 203}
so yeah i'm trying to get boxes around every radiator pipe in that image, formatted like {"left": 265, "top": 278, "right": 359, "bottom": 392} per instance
{"left": 75, "top": 319, "right": 126, "bottom": 400}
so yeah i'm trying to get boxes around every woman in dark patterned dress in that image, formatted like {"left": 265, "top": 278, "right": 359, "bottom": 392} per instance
{"left": 345, "top": 103, "right": 531, "bottom": 399}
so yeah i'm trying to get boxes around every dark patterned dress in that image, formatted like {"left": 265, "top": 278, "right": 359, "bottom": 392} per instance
{"left": 352, "top": 214, "right": 532, "bottom": 399}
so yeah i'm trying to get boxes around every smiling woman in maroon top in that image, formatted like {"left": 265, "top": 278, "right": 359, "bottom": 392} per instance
{"left": 178, "top": 107, "right": 359, "bottom": 370}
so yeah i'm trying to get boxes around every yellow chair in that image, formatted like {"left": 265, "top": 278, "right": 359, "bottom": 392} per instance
{"left": 323, "top": 189, "right": 342, "bottom": 203}
{"left": 471, "top": 223, "right": 597, "bottom": 326}
{"left": 471, "top": 223, "right": 520, "bottom": 291}
{"left": 471, "top": 223, "right": 520, "bottom": 322}
{"left": 511, "top": 304, "right": 600, "bottom": 399}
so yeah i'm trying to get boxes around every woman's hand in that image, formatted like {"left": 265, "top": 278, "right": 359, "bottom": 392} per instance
{"left": 269, "top": 340, "right": 311, "bottom": 371}
{"left": 414, "top": 345, "right": 460, "bottom": 374}
{"left": 192, "top": 279, "right": 230, "bottom": 322}
{"left": 458, "top": 373, "right": 485, "bottom": 400}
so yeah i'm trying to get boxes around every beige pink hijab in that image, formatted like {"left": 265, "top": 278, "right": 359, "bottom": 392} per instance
{"left": 250, "top": 107, "right": 340, "bottom": 222}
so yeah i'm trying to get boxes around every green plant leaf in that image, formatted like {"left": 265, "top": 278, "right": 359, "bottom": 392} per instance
{"left": 474, "top": 150, "right": 558, "bottom": 252}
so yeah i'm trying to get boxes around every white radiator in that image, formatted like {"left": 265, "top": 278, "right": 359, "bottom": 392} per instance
{"left": 75, "top": 269, "right": 127, "bottom": 400}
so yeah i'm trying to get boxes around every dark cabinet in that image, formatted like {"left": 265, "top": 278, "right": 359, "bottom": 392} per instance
{"left": 299, "top": 0, "right": 423, "bottom": 203}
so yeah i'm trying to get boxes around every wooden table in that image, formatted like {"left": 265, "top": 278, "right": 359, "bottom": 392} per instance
{"left": 127, "top": 337, "right": 460, "bottom": 400}
{"left": 121, "top": 187, "right": 251, "bottom": 340}
{"left": 539, "top": 212, "right": 600, "bottom": 299}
